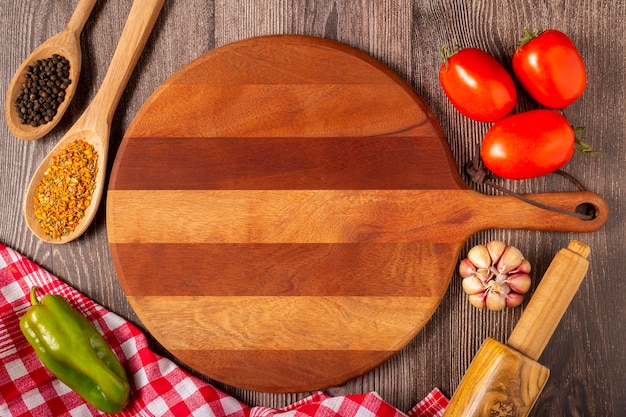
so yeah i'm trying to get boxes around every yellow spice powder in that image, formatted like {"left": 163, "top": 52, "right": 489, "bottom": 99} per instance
{"left": 33, "top": 140, "right": 98, "bottom": 239}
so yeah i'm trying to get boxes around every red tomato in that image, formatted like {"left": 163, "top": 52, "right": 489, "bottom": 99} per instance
{"left": 480, "top": 109, "right": 575, "bottom": 180}
{"left": 439, "top": 48, "right": 517, "bottom": 122}
{"left": 512, "top": 29, "right": 586, "bottom": 109}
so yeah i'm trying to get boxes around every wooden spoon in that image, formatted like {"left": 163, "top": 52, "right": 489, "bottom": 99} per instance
{"left": 5, "top": 0, "right": 97, "bottom": 141}
{"left": 23, "top": 0, "right": 165, "bottom": 244}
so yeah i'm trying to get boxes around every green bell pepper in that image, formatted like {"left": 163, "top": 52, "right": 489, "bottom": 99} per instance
{"left": 19, "top": 286, "right": 130, "bottom": 414}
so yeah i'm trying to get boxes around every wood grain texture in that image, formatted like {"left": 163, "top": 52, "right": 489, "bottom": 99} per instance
{"left": 1, "top": 0, "right": 624, "bottom": 414}
{"left": 128, "top": 295, "right": 442, "bottom": 351}
{"left": 112, "top": 243, "right": 457, "bottom": 297}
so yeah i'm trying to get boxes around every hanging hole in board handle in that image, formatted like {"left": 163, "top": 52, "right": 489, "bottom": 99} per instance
{"left": 576, "top": 202, "right": 597, "bottom": 220}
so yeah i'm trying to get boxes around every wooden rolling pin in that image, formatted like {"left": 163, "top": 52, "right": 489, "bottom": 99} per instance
{"left": 442, "top": 240, "right": 591, "bottom": 417}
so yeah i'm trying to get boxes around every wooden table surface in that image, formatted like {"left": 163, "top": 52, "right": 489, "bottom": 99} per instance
{"left": 1, "top": 1, "right": 624, "bottom": 415}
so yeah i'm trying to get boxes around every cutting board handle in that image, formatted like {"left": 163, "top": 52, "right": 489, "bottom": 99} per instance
{"left": 474, "top": 190, "right": 608, "bottom": 233}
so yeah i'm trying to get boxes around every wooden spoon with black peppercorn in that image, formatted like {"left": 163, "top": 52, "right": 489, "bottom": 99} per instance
{"left": 23, "top": 0, "right": 165, "bottom": 244}
{"left": 4, "top": 0, "right": 97, "bottom": 141}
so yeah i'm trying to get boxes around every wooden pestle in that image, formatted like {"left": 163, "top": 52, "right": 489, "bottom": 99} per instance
{"left": 442, "top": 240, "right": 591, "bottom": 417}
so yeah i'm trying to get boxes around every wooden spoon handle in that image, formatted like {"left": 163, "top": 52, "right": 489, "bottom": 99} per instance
{"left": 65, "top": 0, "right": 98, "bottom": 35}
{"left": 90, "top": 0, "right": 165, "bottom": 125}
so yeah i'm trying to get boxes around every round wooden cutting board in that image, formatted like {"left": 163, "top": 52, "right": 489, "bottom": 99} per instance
{"left": 107, "top": 35, "right": 608, "bottom": 392}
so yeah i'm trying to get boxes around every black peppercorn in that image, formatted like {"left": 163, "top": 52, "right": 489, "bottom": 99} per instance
{"left": 14, "top": 55, "right": 71, "bottom": 127}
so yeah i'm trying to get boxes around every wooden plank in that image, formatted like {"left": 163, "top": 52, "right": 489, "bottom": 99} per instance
{"left": 110, "top": 242, "right": 457, "bottom": 297}
{"left": 170, "top": 349, "right": 397, "bottom": 394}
{"left": 107, "top": 189, "right": 473, "bottom": 244}
{"left": 125, "top": 84, "right": 429, "bottom": 138}
{"left": 109, "top": 136, "right": 459, "bottom": 190}
{"left": 127, "top": 295, "right": 441, "bottom": 351}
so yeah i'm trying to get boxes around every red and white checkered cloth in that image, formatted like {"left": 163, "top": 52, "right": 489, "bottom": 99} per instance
{"left": 0, "top": 243, "right": 448, "bottom": 417}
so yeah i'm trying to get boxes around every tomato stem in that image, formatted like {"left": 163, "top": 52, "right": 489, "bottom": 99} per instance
{"left": 572, "top": 126, "right": 601, "bottom": 154}
{"left": 561, "top": 112, "right": 601, "bottom": 155}
{"left": 439, "top": 44, "right": 459, "bottom": 70}
{"left": 517, "top": 28, "right": 542, "bottom": 48}
{"left": 439, "top": 45, "right": 451, "bottom": 70}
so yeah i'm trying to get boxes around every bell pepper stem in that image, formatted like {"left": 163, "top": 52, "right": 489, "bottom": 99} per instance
{"left": 30, "top": 286, "right": 41, "bottom": 306}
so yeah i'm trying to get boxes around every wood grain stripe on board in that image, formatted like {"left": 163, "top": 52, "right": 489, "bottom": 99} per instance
{"left": 110, "top": 136, "right": 462, "bottom": 191}
{"left": 106, "top": 189, "right": 476, "bottom": 244}
{"left": 124, "top": 84, "right": 429, "bottom": 139}
{"left": 170, "top": 349, "right": 397, "bottom": 394}
{"left": 127, "top": 295, "right": 441, "bottom": 351}
{"left": 164, "top": 35, "right": 403, "bottom": 86}
{"left": 109, "top": 242, "right": 458, "bottom": 297}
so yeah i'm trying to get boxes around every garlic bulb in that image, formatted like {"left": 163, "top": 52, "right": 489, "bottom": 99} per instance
{"left": 459, "top": 241, "right": 532, "bottom": 311}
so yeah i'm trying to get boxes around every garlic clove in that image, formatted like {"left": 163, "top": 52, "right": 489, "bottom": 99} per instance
{"left": 508, "top": 272, "right": 532, "bottom": 294}
{"left": 476, "top": 267, "right": 492, "bottom": 282}
{"left": 496, "top": 245, "right": 525, "bottom": 274}
{"left": 462, "top": 275, "right": 485, "bottom": 295}
{"left": 486, "top": 290, "right": 506, "bottom": 311}
{"left": 468, "top": 293, "right": 487, "bottom": 309}
{"left": 459, "top": 258, "right": 477, "bottom": 278}
{"left": 506, "top": 292, "right": 525, "bottom": 308}
{"left": 512, "top": 259, "right": 531, "bottom": 274}
{"left": 486, "top": 240, "right": 507, "bottom": 264}
{"left": 468, "top": 244, "right": 491, "bottom": 269}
